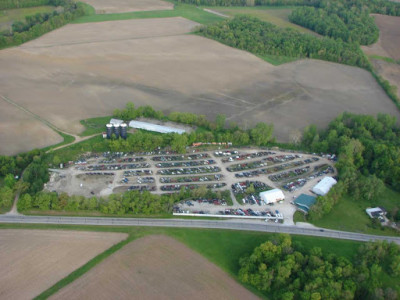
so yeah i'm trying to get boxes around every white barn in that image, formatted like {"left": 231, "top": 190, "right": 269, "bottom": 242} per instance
{"left": 260, "top": 189, "right": 285, "bottom": 204}
{"left": 110, "top": 118, "right": 124, "bottom": 125}
{"left": 312, "top": 176, "right": 337, "bottom": 196}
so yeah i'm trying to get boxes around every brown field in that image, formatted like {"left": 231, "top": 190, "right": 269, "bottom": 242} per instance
{"left": 362, "top": 14, "right": 400, "bottom": 60}
{"left": 371, "top": 59, "right": 400, "bottom": 99}
{"left": 79, "top": 0, "right": 173, "bottom": 14}
{"left": 0, "top": 99, "right": 63, "bottom": 155}
{"left": 0, "top": 17, "right": 399, "bottom": 155}
{"left": 0, "top": 229, "right": 127, "bottom": 299}
{"left": 52, "top": 235, "right": 259, "bottom": 300}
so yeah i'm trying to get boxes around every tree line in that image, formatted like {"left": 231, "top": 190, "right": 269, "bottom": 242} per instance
{"left": 17, "top": 187, "right": 231, "bottom": 215}
{"left": 239, "top": 234, "right": 400, "bottom": 299}
{"left": 301, "top": 113, "right": 400, "bottom": 220}
{"left": 197, "top": 16, "right": 370, "bottom": 69}
{"left": 0, "top": 0, "right": 86, "bottom": 49}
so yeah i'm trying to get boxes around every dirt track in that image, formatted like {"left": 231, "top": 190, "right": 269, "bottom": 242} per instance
{"left": 79, "top": 0, "right": 173, "bottom": 14}
{"left": 0, "top": 229, "right": 127, "bottom": 299}
{"left": 52, "top": 235, "right": 259, "bottom": 300}
{"left": 1, "top": 17, "right": 399, "bottom": 155}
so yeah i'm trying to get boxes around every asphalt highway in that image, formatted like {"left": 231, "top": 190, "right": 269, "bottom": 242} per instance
{"left": 0, "top": 215, "right": 399, "bottom": 244}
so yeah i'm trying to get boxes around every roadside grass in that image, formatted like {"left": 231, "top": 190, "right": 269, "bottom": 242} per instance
{"left": 72, "top": 2, "right": 223, "bottom": 25}
{"left": 79, "top": 116, "right": 110, "bottom": 137}
{"left": 293, "top": 210, "right": 306, "bottom": 223}
{"left": 209, "top": 6, "right": 317, "bottom": 35}
{"left": 0, "top": 6, "right": 56, "bottom": 32}
{"left": 0, "top": 223, "right": 362, "bottom": 299}
{"left": 42, "top": 131, "right": 75, "bottom": 153}
{"left": 311, "top": 187, "right": 400, "bottom": 236}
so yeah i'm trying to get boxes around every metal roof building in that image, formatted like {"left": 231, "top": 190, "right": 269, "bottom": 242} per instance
{"left": 259, "top": 189, "right": 285, "bottom": 204}
{"left": 128, "top": 120, "right": 186, "bottom": 134}
{"left": 312, "top": 176, "right": 337, "bottom": 196}
{"left": 294, "top": 194, "right": 316, "bottom": 213}
{"left": 110, "top": 118, "right": 124, "bottom": 125}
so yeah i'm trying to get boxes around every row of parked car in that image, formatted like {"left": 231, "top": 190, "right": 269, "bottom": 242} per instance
{"left": 157, "top": 166, "right": 221, "bottom": 175}
{"left": 79, "top": 163, "right": 150, "bottom": 171}
{"left": 152, "top": 153, "right": 210, "bottom": 161}
{"left": 155, "top": 160, "right": 216, "bottom": 168}
{"left": 160, "top": 174, "right": 223, "bottom": 183}
{"left": 160, "top": 183, "right": 226, "bottom": 191}
{"left": 221, "top": 151, "right": 274, "bottom": 163}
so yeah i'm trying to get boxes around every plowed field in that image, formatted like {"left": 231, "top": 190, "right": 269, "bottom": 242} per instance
{"left": 79, "top": 0, "right": 173, "bottom": 14}
{"left": 0, "top": 229, "right": 127, "bottom": 299}
{"left": 1, "top": 17, "right": 398, "bottom": 155}
{"left": 51, "top": 235, "right": 259, "bottom": 300}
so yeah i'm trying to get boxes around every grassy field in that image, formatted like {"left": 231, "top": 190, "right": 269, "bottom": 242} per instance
{"left": 0, "top": 6, "right": 56, "bottom": 32}
{"left": 0, "top": 223, "right": 362, "bottom": 299}
{"left": 72, "top": 2, "right": 223, "bottom": 25}
{"left": 368, "top": 54, "right": 400, "bottom": 65}
{"left": 210, "top": 6, "right": 317, "bottom": 35}
{"left": 312, "top": 187, "right": 400, "bottom": 236}
{"left": 257, "top": 54, "right": 299, "bottom": 65}
{"left": 79, "top": 116, "right": 111, "bottom": 137}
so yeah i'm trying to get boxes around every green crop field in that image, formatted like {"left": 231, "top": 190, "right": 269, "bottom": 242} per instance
{"left": 0, "top": 6, "right": 56, "bottom": 32}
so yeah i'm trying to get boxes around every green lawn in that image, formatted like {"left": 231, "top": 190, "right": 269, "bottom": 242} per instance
{"left": 257, "top": 54, "right": 299, "bottom": 65}
{"left": 79, "top": 116, "right": 111, "bottom": 137}
{"left": 72, "top": 2, "right": 223, "bottom": 25}
{"left": 368, "top": 54, "right": 400, "bottom": 65}
{"left": 0, "top": 6, "right": 56, "bottom": 32}
{"left": 210, "top": 6, "right": 317, "bottom": 35}
{"left": 41, "top": 131, "right": 75, "bottom": 153}
{"left": 0, "top": 223, "right": 361, "bottom": 299}
{"left": 311, "top": 187, "right": 400, "bottom": 236}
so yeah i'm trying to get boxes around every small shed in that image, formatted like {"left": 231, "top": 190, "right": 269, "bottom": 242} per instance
{"left": 294, "top": 194, "right": 316, "bottom": 213}
{"left": 366, "top": 207, "right": 387, "bottom": 219}
{"left": 312, "top": 176, "right": 337, "bottom": 196}
{"left": 260, "top": 189, "right": 285, "bottom": 205}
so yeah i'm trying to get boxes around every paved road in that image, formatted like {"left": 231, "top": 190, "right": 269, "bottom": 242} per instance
{"left": 0, "top": 215, "right": 399, "bottom": 244}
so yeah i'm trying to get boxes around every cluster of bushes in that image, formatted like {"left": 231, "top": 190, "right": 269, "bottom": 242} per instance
{"left": 197, "top": 16, "right": 370, "bottom": 69}
{"left": 239, "top": 234, "right": 400, "bottom": 299}
{"left": 302, "top": 113, "right": 400, "bottom": 219}
{"left": 0, "top": 0, "right": 87, "bottom": 49}
{"left": 0, "top": 0, "right": 50, "bottom": 9}
{"left": 17, "top": 187, "right": 230, "bottom": 215}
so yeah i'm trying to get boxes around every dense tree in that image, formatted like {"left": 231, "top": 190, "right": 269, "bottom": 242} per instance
{"left": 197, "top": 16, "right": 370, "bottom": 69}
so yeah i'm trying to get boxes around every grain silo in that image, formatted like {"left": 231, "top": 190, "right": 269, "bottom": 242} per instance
{"left": 106, "top": 124, "right": 113, "bottom": 139}
{"left": 120, "top": 123, "right": 128, "bottom": 139}
{"left": 113, "top": 124, "right": 120, "bottom": 138}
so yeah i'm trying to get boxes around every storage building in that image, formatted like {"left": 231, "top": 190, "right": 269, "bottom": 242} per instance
{"left": 294, "top": 194, "right": 316, "bottom": 213}
{"left": 129, "top": 120, "right": 185, "bottom": 134}
{"left": 259, "top": 189, "right": 285, "bottom": 205}
{"left": 312, "top": 176, "right": 337, "bottom": 196}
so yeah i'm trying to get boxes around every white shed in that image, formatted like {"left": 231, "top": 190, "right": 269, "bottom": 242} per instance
{"left": 312, "top": 176, "right": 337, "bottom": 196}
{"left": 110, "top": 118, "right": 124, "bottom": 126}
{"left": 260, "top": 189, "right": 285, "bottom": 204}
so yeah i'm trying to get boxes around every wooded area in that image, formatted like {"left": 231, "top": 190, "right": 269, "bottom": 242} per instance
{"left": 197, "top": 16, "right": 370, "bottom": 68}
{"left": 302, "top": 113, "right": 400, "bottom": 220}
{"left": 0, "top": 0, "right": 86, "bottom": 48}
{"left": 239, "top": 234, "right": 400, "bottom": 299}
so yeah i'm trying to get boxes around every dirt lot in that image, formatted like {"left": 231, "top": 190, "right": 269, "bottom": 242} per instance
{"left": 1, "top": 17, "right": 398, "bottom": 155}
{"left": 79, "top": 0, "right": 173, "bottom": 14}
{"left": 0, "top": 229, "right": 127, "bottom": 299}
{"left": 362, "top": 14, "right": 400, "bottom": 60}
{"left": 51, "top": 235, "right": 259, "bottom": 300}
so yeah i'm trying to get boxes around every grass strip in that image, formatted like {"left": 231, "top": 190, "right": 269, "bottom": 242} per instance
{"left": 34, "top": 233, "right": 135, "bottom": 300}
{"left": 72, "top": 2, "right": 223, "bottom": 25}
